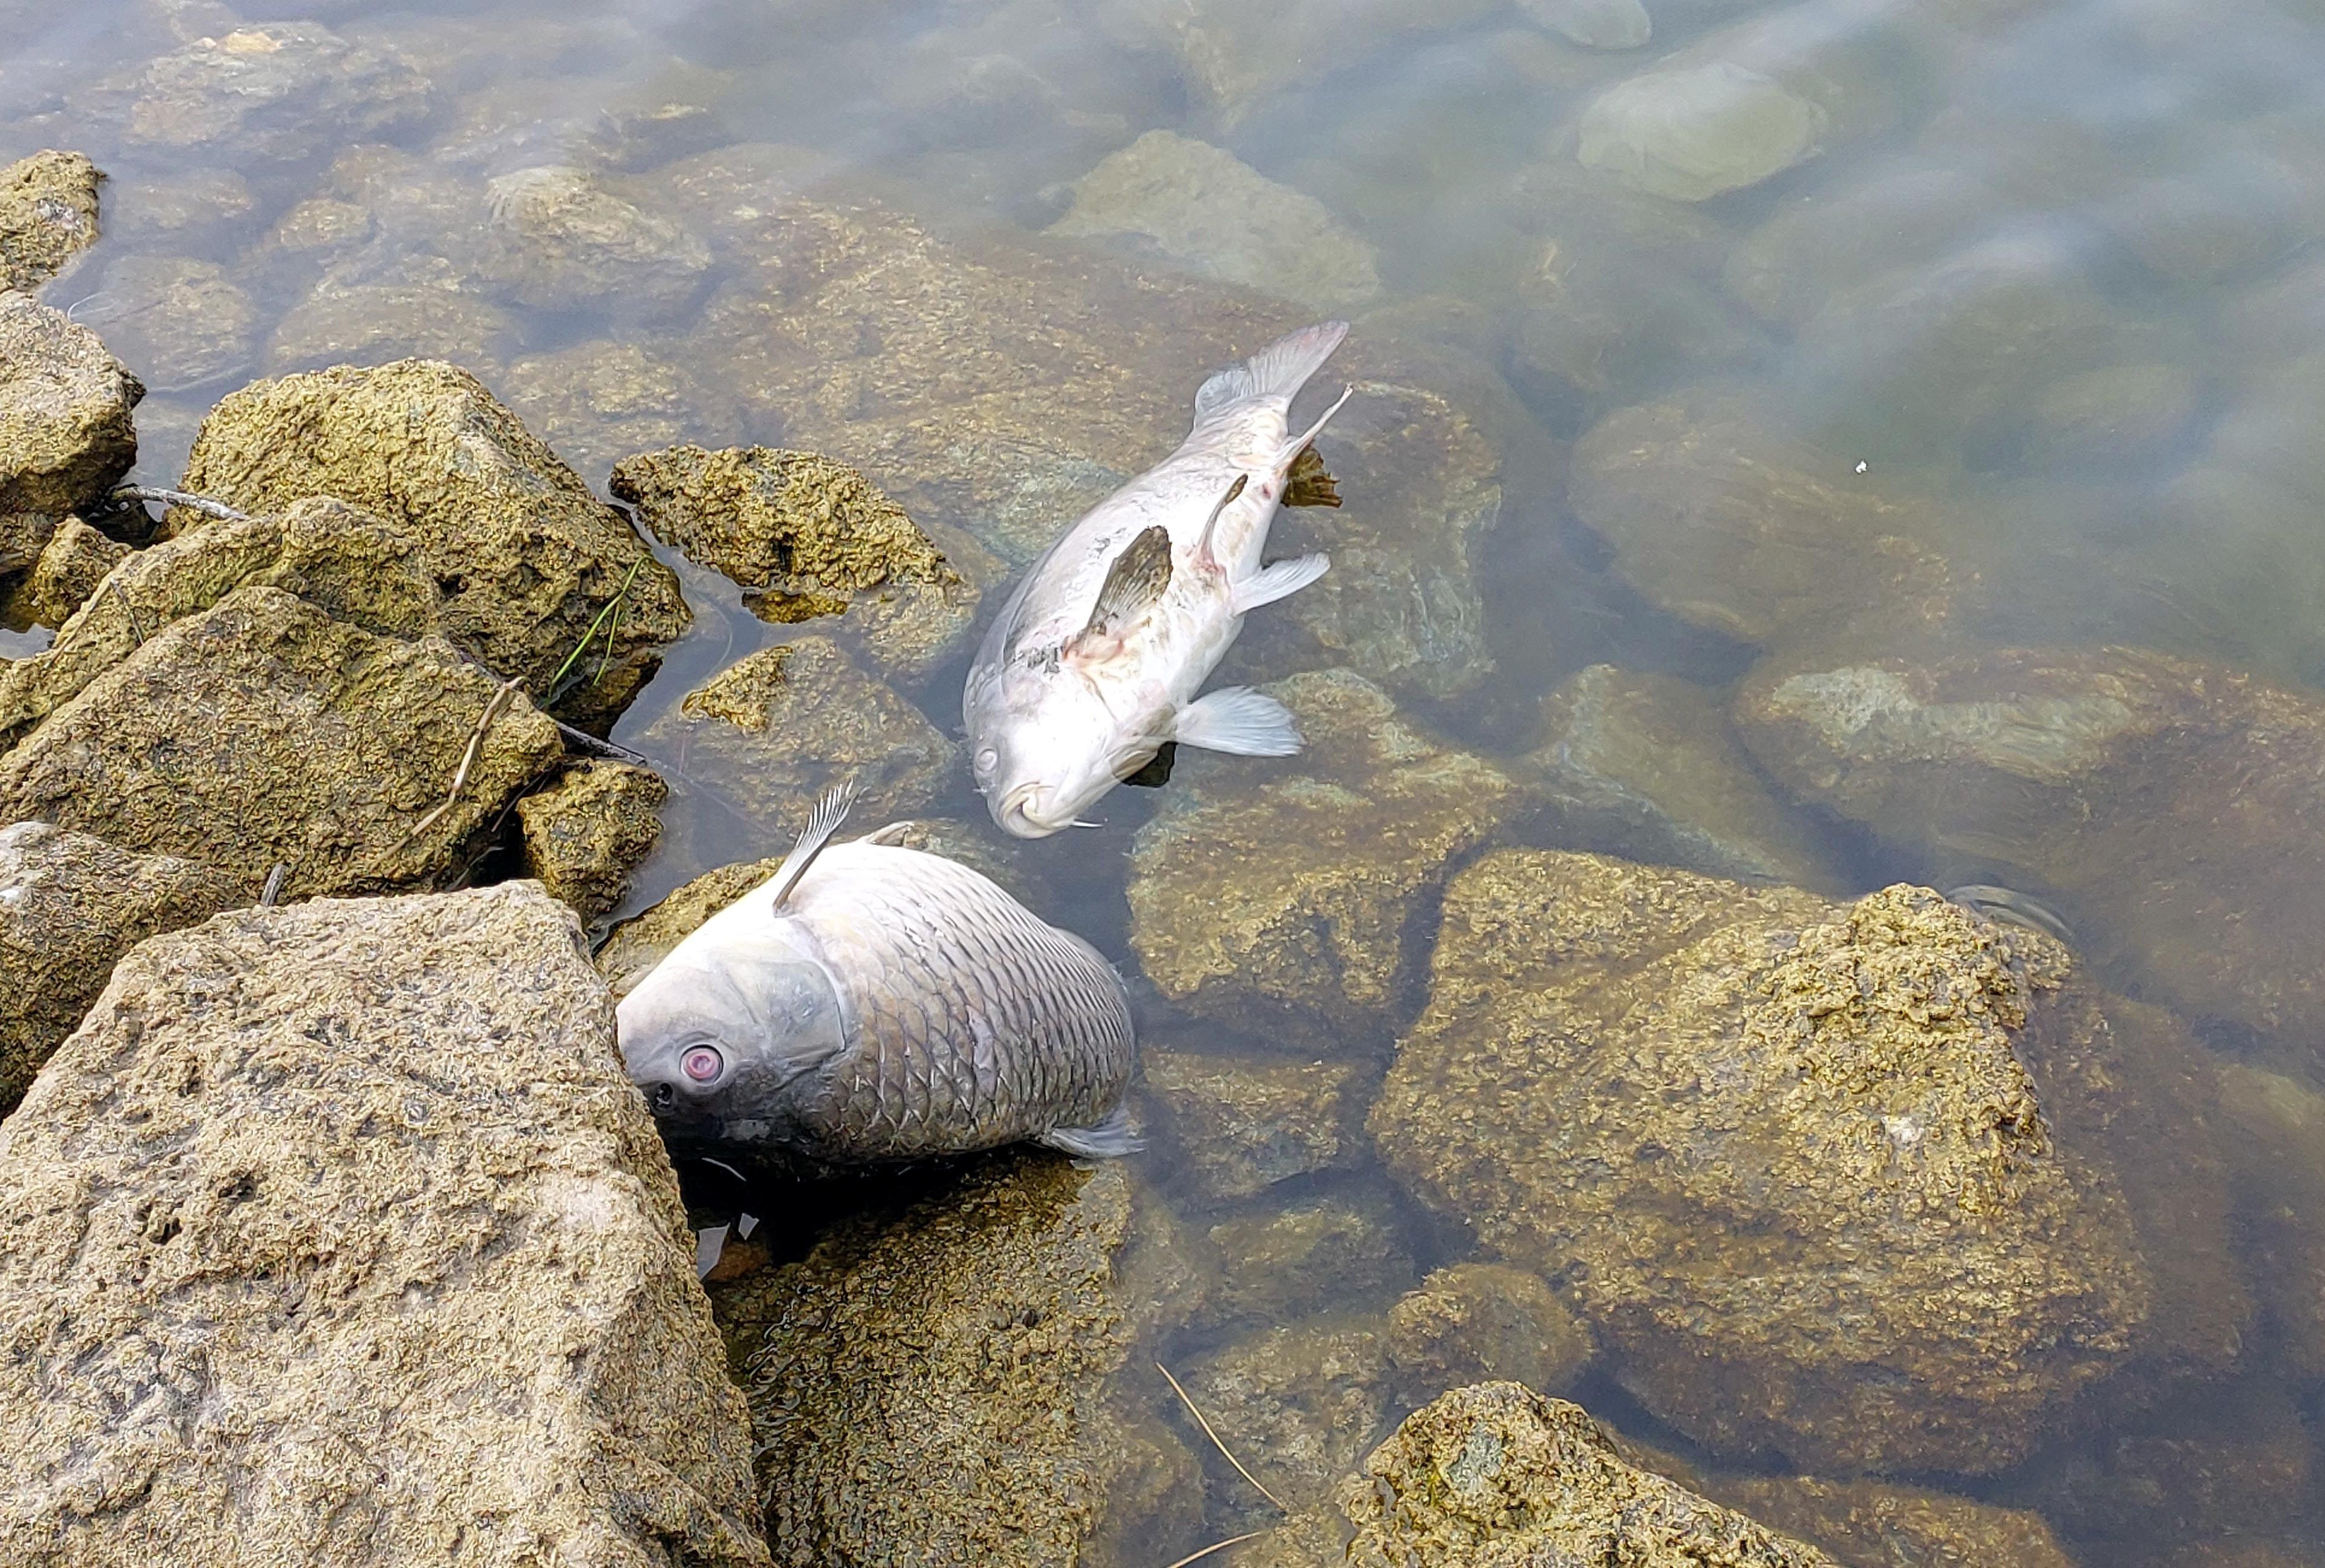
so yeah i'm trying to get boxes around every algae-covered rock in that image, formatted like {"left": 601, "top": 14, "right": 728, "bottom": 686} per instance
{"left": 1182, "top": 1318, "right": 1393, "bottom": 1509}
{"left": 0, "top": 150, "right": 101, "bottom": 294}
{"left": 1199, "top": 1192, "right": 1417, "bottom": 1330}
{"left": 502, "top": 340, "right": 740, "bottom": 481}
{"left": 178, "top": 359, "right": 686, "bottom": 709}
{"left": 0, "top": 291, "right": 142, "bottom": 520}
{"left": 0, "top": 496, "right": 446, "bottom": 754}
{"left": 1709, "top": 1475, "right": 2075, "bottom": 1568}
{"left": 1735, "top": 647, "right": 2325, "bottom": 1049}
{"left": 476, "top": 164, "right": 711, "bottom": 320}
{"left": 745, "top": 1150, "right": 1203, "bottom": 1566}
{"left": 1386, "top": 1263, "right": 1595, "bottom": 1403}
{"left": 1049, "top": 131, "right": 1382, "bottom": 313}
{"left": 20, "top": 514, "right": 127, "bottom": 627}
{"left": 0, "top": 585, "right": 563, "bottom": 898}
{"left": 516, "top": 761, "right": 667, "bottom": 922}
{"left": 611, "top": 444, "right": 994, "bottom": 679}
{"left": 647, "top": 635, "right": 955, "bottom": 844}
{"left": 80, "top": 254, "right": 258, "bottom": 393}
{"left": 1127, "top": 669, "right": 1526, "bottom": 1054}
{"left": 2216, "top": 1065, "right": 2325, "bottom": 1377}
{"left": 1372, "top": 854, "right": 2244, "bottom": 1472}
{"left": 1578, "top": 62, "right": 1826, "bottom": 201}
{"left": 1525, "top": 662, "right": 1840, "bottom": 889}
{"left": 0, "top": 883, "right": 768, "bottom": 1566}
{"left": 1140, "top": 1043, "right": 1366, "bottom": 1200}
{"left": 1338, "top": 1384, "right": 1837, "bottom": 1566}
{"left": 0, "top": 820, "right": 242, "bottom": 1118}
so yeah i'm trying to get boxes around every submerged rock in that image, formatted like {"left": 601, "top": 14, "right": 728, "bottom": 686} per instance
{"left": 1385, "top": 1263, "right": 1596, "bottom": 1404}
{"left": 1128, "top": 669, "right": 1526, "bottom": 1055}
{"left": 1709, "top": 1475, "right": 2075, "bottom": 1568}
{"left": 515, "top": 761, "right": 667, "bottom": 923}
{"left": 646, "top": 635, "right": 955, "bottom": 844}
{"left": 109, "top": 166, "right": 254, "bottom": 252}
{"left": 610, "top": 444, "right": 995, "bottom": 680}
{"left": 476, "top": 164, "right": 711, "bottom": 321}
{"left": 82, "top": 253, "right": 259, "bottom": 393}
{"left": 264, "top": 273, "right": 522, "bottom": 379}
{"left": 2216, "top": 1065, "right": 2325, "bottom": 1377}
{"left": 1724, "top": 162, "right": 1996, "bottom": 330}
{"left": 178, "top": 359, "right": 687, "bottom": 713}
{"left": 1735, "top": 647, "right": 2325, "bottom": 1049}
{"left": 0, "top": 290, "right": 142, "bottom": 520}
{"left": 501, "top": 340, "right": 740, "bottom": 482}
{"left": 1140, "top": 1042, "right": 1366, "bottom": 1201}
{"left": 0, "top": 585, "right": 563, "bottom": 898}
{"left": 2023, "top": 361, "right": 2202, "bottom": 469}
{"left": 1049, "top": 131, "right": 1381, "bottom": 313}
{"left": 20, "top": 514, "right": 128, "bottom": 627}
{"left": 1521, "top": 0, "right": 1652, "bottom": 49}
{"left": 743, "top": 1151, "right": 1203, "bottom": 1566}
{"left": 0, "top": 821, "right": 242, "bottom": 1117}
{"left": 1577, "top": 63, "right": 1826, "bottom": 202}
{"left": 0, "top": 150, "right": 101, "bottom": 294}
{"left": 1182, "top": 1318, "right": 1393, "bottom": 1510}
{"left": 1372, "top": 854, "right": 2244, "bottom": 1473}
{"left": 1199, "top": 1192, "right": 1417, "bottom": 1330}
{"left": 0, "top": 883, "right": 768, "bottom": 1564}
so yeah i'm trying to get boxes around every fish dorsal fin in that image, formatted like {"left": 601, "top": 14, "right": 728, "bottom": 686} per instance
{"left": 1193, "top": 474, "right": 1248, "bottom": 570}
{"left": 766, "top": 780, "right": 858, "bottom": 911}
{"left": 1282, "top": 445, "right": 1341, "bottom": 508}
{"left": 1078, "top": 524, "right": 1173, "bottom": 644}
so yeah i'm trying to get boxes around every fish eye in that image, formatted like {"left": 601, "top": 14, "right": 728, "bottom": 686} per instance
{"left": 975, "top": 746, "right": 999, "bottom": 777}
{"left": 680, "top": 1044, "right": 726, "bottom": 1084}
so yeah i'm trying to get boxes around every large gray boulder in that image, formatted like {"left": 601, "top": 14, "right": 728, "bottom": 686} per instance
{"left": 0, "top": 883, "right": 768, "bottom": 1565}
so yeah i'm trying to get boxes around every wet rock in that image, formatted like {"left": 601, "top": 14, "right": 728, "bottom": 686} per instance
{"left": 502, "top": 341, "right": 740, "bottom": 483}
{"left": 179, "top": 359, "right": 686, "bottom": 710}
{"left": 108, "top": 166, "right": 254, "bottom": 252}
{"left": 1141, "top": 1044, "right": 1366, "bottom": 1201}
{"left": 1200, "top": 1192, "right": 1417, "bottom": 1329}
{"left": 0, "top": 496, "right": 446, "bottom": 754}
{"left": 264, "top": 273, "right": 521, "bottom": 377}
{"left": 0, "top": 883, "right": 768, "bottom": 1564}
{"left": 1577, "top": 63, "right": 1826, "bottom": 201}
{"left": 744, "top": 1150, "right": 1203, "bottom": 1566}
{"left": 2023, "top": 361, "right": 2202, "bottom": 469}
{"left": 1372, "top": 856, "right": 2245, "bottom": 1472}
{"left": 0, "top": 290, "right": 142, "bottom": 519}
{"left": 0, "top": 511, "right": 55, "bottom": 582}
{"left": 0, "top": 585, "right": 563, "bottom": 898}
{"left": 81, "top": 254, "right": 258, "bottom": 394}
{"left": 646, "top": 635, "right": 955, "bottom": 844}
{"left": 20, "top": 514, "right": 128, "bottom": 627}
{"left": 1183, "top": 1318, "right": 1393, "bottom": 1508}
{"left": 2213, "top": 1065, "right": 2325, "bottom": 1376}
{"left": 1524, "top": 663, "right": 1840, "bottom": 890}
{"left": 1339, "top": 1384, "right": 1836, "bottom": 1566}
{"left": 475, "top": 164, "right": 712, "bottom": 320}
{"left": 0, "top": 820, "right": 241, "bottom": 1116}
{"left": 77, "top": 22, "right": 435, "bottom": 165}
{"left": 1128, "top": 669, "right": 1527, "bottom": 1055}
{"left": 1735, "top": 646, "right": 2325, "bottom": 1048}
{"left": 610, "top": 444, "right": 994, "bottom": 680}
{"left": 1049, "top": 131, "right": 1382, "bottom": 313}
{"left": 1521, "top": 0, "right": 1651, "bottom": 49}
{"left": 1723, "top": 163, "right": 1996, "bottom": 329}
{"left": 1709, "top": 1475, "right": 2075, "bottom": 1568}
{"left": 516, "top": 761, "right": 668, "bottom": 923}
{"left": 1385, "top": 1263, "right": 1595, "bottom": 1403}
{"left": 0, "top": 150, "right": 100, "bottom": 294}
{"left": 260, "top": 194, "right": 375, "bottom": 262}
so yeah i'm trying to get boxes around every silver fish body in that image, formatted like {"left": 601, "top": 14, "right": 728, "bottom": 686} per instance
{"left": 964, "top": 321, "right": 1356, "bottom": 838}
{"left": 617, "top": 820, "right": 1137, "bottom": 1165}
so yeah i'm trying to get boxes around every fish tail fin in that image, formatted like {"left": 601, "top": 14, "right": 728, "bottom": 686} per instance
{"left": 765, "top": 779, "right": 858, "bottom": 910}
{"left": 1193, "top": 320, "right": 1350, "bottom": 418}
{"left": 1041, "top": 1105, "right": 1143, "bottom": 1160}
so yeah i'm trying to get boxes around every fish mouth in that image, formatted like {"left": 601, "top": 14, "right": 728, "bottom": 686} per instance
{"left": 995, "top": 782, "right": 1067, "bottom": 839}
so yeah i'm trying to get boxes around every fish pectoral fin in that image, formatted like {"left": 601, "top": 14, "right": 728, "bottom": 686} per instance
{"left": 1282, "top": 444, "right": 1341, "bottom": 508}
{"left": 1175, "top": 686, "right": 1303, "bottom": 757}
{"left": 1073, "top": 524, "right": 1173, "bottom": 649}
{"left": 1229, "top": 552, "right": 1330, "bottom": 615}
{"left": 1040, "top": 1106, "right": 1143, "bottom": 1160}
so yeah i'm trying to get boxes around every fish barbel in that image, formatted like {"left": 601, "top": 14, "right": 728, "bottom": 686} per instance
{"left": 964, "top": 320, "right": 1356, "bottom": 837}
{"left": 616, "top": 785, "right": 1138, "bottom": 1164}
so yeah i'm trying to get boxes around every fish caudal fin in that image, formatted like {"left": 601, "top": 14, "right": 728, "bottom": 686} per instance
{"left": 1040, "top": 1106, "right": 1143, "bottom": 1160}
{"left": 765, "top": 779, "right": 858, "bottom": 910}
{"left": 1231, "top": 552, "right": 1330, "bottom": 615}
{"left": 1193, "top": 320, "right": 1351, "bottom": 418}
{"left": 1176, "top": 686, "right": 1303, "bottom": 756}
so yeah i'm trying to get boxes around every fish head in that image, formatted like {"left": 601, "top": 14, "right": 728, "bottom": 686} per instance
{"left": 615, "top": 945, "right": 848, "bottom": 1146}
{"left": 970, "top": 674, "right": 1161, "bottom": 838}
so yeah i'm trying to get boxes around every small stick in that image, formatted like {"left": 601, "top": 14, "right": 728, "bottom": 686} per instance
{"left": 1161, "top": 1532, "right": 1267, "bottom": 1568}
{"left": 107, "top": 485, "right": 251, "bottom": 523}
{"left": 107, "top": 580, "right": 151, "bottom": 646}
{"left": 1156, "top": 1361, "right": 1289, "bottom": 1516}
{"left": 396, "top": 678, "right": 522, "bottom": 852}
{"left": 258, "top": 863, "right": 288, "bottom": 907}
{"left": 551, "top": 719, "right": 650, "bottom": 766}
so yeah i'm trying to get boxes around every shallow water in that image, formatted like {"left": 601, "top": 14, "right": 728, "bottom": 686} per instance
{"left": 11, "top": 0, "right": 2325, "bottom": 1558}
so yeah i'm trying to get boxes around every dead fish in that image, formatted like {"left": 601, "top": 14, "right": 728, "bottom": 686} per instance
{"left": 1946, "top": 884, "right": 2076, "bottom": 945}
{"left": 616, "top": 785, "right": 1139, "bottom": 1164}
{"left": 964, "top": 320, "right": 1356, "bottom": 838}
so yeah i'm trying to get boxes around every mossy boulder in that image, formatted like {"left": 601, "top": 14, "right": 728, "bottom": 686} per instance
{"left": 515, "top": 761, "right": 667, "bottom": 922}
{"left": 0, "top": 151, "right": 101, "bottom": 294}
{"left": 0, "top": 291, "right": 142, "bottom": 521}
{"left": 19, "top": 515, "right": 128, "bottom": 627}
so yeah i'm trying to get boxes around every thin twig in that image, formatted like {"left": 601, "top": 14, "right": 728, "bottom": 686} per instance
{"left": 107, "top": 579, "right": 151, "bottom": 646}
{"left": 395, "top": 678, "right": 522, "bottom": 852}
{"left": 258, "top": 863, "right": 288, "bottom": 907}
{"left": 552, "top": 719, "right": 650, "bottom": 765}
{"left": 1156, "top": 1361, "right": 1289, "bottom": 1516}
{"left": 108, "top": 485, "right": 250, "bottom": 523}
{"left": 1161, "top": 1532, "right": 1267, "bottom": 1568}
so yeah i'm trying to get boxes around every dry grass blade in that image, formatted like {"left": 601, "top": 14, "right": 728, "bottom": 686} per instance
{"left": 1161, "top": 1530, "right": 1268, "bottom": 1568}
{"left": 1156, "top": 1361, "right": 1288, "bottom": 1516}
{"left": 258, "top": 863, "right": 288, "bottom": 907}
{"left": 548, "top": 559, "right": 643, "bottom": 702}
{"left": 395, "top": 677, "right": 522, "bottom": 853}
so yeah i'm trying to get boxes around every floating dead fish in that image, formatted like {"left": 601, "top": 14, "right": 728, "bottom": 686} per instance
{"left": 964, "top": 320, "right": 1356, "bottom": 837}
{"left": 1945, "top": 883, "right": 2076, "bottom": 945}
{"left": 617, "top": 785, "right": 1139, "bottom": 1164}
